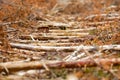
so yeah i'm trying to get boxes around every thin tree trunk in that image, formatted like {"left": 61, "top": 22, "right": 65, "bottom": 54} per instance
{"left": 0, "top": 58, "right": 120, "bottom": 72}
{"left": 9, "top": 43, "right": 120, "bottom": 51}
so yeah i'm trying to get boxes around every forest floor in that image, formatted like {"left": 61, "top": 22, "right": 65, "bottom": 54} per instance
{"left": 0, "top": 0, "right": 120, "bottom": 80}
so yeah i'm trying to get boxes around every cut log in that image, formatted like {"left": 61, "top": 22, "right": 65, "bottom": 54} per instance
{"left": 0, "top": 58, "right": 120, "bottom": 72}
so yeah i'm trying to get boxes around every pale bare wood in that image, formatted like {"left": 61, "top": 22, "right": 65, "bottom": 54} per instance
{"left": 19, "top": 35, "right": 86, "bottom": 40}
{"left": 38, "top": 21, "right": 70, "bottom": 28}
{"left": 29, "top": 43, "right": 80, "bottom": 46}
{"left": 32, "top": 32, "right": 89, "bottom": 36}
{"left": 8, "top": 43, "right": 120, "bottom": 52}
{"left": 49, "top": 28, "right": 96, "bottom": 33}
{"left": 12, "top": 41, "right": 80, "bottom": 46}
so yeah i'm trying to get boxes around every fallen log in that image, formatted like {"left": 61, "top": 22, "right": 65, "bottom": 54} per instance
{"left": 12, "top": 41, "right": 80, "bottom": 46}
{"left": 9, "top": 43, "right": 120, "bottom": 52}
{"left": 12, "top": 39, "right": 71, "bottom": 43}
{"left": 49, "top": 33, "right": 89, "bottom": 36}
{"left": 13, "top": 37, "right": 87, "bottom": 43}
{"left": 0, "top": 58, "right": 120, "bottom": 72}
{"left": 49, "top": 27, "right": 96, "bottom": 33}
{"left": 19, "top": 35, "right": 85, "bottom": 40}
{"left": 32, "top": 32, "right": 89, "bottom": 36}
{"left": 10, "top": 43, "right": 77, "bottom": 52}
